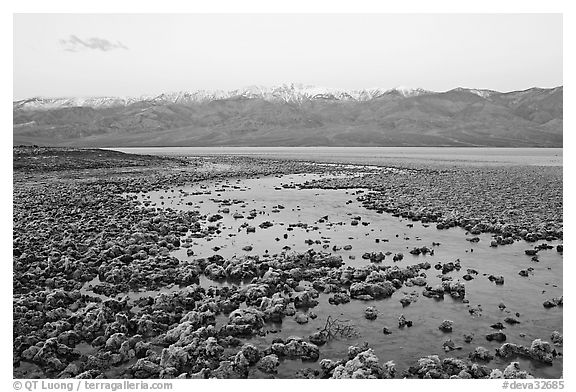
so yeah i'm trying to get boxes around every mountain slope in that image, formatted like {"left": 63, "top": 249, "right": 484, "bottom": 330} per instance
{"left": 13, "top": 85, "right": 562, "bottom": 147}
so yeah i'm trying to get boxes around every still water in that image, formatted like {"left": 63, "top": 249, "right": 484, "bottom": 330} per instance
{"left": 131, "top": 171, "right": 563, "bottom": 378}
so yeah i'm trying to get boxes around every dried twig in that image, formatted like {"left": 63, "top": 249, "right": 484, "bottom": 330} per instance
{"left": 320, "top": 315, "right": 359, "bottom": 340}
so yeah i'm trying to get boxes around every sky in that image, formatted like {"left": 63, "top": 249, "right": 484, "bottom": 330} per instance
{"left": 13, "top": 13, "right": 563, "bottom": 99}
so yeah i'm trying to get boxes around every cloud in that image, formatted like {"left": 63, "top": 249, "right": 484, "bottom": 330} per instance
{"left": 59, "top": 35, "right": 128, "bottom": 52}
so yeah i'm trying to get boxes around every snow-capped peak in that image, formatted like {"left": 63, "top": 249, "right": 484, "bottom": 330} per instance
{"left": 13, "top": 83, "right": 437, "bottom": 110}
{"left": 387, "top": 86, "right": 432, "bottom": 97}
{"left": 452, "top": 87, "right": 498, "bottom": 99}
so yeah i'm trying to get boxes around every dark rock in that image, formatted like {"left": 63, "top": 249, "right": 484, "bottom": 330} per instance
{"left": 543, "top": 296, "right": 563, "bottom": 308}
{"left": 328, "top": 292, "right": 350, "bottom": 305}
{"left": 309, "top": 331, "right": 328, "bottom": 346}
{"left": 257, "top": 354, "right": 280, "bottom": 374}
{"left": 364, "top": 306, "right": 378, "bottom": 320}
{"left": 439, "top": 320, "right": 453, "bottom": 332}
{"left": 469, "top": 347, "right": 494, "bottom": 362}
{"left": 350, "top": 281, "right": 395, "bottom": 300}
{"left": 504, "top": 317, "right": 520, "bottom": 325}
{"left": 551, "top": 331, "right": 563, "bottom": 346}
{"left": 486, "top": 332, "right": 507, "bottom": 342}
{"left": 398, "top": 314, "right": 413, "bottom": 328}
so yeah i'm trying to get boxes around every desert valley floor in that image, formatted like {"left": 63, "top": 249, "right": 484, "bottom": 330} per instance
{"left": 13, "top": 147, "right": 563, "bottom": 379}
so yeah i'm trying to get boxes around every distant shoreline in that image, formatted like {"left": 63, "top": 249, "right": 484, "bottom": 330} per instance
{"left": 107, "top": 146, "right": 563, "bottom": 168}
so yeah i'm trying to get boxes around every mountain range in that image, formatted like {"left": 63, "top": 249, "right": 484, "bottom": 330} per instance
{"left": 13, "top": 83, "right": 563, "bottom": 147}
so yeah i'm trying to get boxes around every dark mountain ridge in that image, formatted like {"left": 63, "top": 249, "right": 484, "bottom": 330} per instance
{"left": 13, "top": 85, "right": 562, "bottom": 147}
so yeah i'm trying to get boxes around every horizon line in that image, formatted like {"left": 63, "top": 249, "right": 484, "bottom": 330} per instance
{"left": 13, "top": 83, "right": 563, "bottom": 102}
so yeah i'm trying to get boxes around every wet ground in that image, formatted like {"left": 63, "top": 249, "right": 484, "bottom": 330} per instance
{"left": 13, "top": 148, "right": 562, "bottom": 379}
{"left": 120, "top": 170, "right": 564, "bottom": 378}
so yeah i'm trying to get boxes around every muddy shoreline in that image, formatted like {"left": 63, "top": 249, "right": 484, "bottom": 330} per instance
{"left": 13, "top": 147, "right": 563, "bottom": 379}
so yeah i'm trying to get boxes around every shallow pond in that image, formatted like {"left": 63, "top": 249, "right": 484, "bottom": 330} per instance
{"left": 131, "top": 171, "right": 563, "bottom": 378}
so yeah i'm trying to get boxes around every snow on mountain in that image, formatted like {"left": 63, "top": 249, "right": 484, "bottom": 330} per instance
{"left": 13, "top": 96, "right": 141, "bottom": 111}
{"left": 452, "top": 87, "right": 499, "bottom": 99}
{"left": 12, "top": 84, "right": 467, "bottom": 111}
{"left": 387, "top": 86, "right": 433, "bottom": 97}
